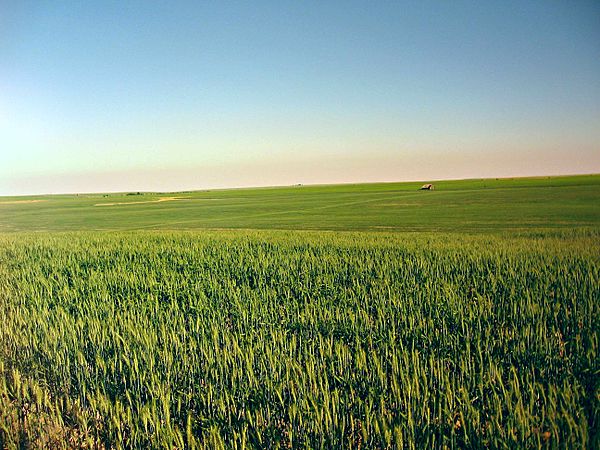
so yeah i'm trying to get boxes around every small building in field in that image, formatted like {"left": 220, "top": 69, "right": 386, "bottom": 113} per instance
{"left": 420, "top": 184, "right": 434, "bottom": 190}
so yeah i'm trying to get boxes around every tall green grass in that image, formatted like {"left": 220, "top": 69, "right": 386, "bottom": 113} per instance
{"left": 0, "top": 230, "right": 598, "bottom": 448}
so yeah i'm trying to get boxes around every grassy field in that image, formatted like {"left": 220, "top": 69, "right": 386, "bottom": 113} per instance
{"left": 1, "top": 174, "right": 599, "bottom": 232}
{"left": 0, "top": 175, "right": 599, "bottom": 449}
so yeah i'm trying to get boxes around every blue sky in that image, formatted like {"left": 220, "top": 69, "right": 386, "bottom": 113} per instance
{"left": 1, "top": 0, "right": 599, "bottom": 194}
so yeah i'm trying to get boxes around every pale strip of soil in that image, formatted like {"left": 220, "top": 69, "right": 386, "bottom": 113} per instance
{"left": 0, "top": 199, "right": 46, "bottom": 205}
{"left": 94, "top": 196, "right": 186, "bottom": 207}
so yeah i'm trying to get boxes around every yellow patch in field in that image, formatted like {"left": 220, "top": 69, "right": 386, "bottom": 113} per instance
{"left": 94, "top": 196, "right": 186, "bottom": 207}
{"left": 0, "top": 199, "right": 46, "bottom": 205}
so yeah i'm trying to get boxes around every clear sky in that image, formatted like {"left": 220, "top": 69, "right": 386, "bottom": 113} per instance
{"left": 1, "top": 0, "right": 599, "bottom": 195}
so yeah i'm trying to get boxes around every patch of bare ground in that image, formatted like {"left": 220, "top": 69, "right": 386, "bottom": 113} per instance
{"left": 94, "top": 196, "right": 186, "bottom": 207}
{"left": 0, "top": 200, "right": 46, "bottom": 205}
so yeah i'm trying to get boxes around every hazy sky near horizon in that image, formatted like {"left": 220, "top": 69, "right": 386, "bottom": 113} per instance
{"left": 1, "top": 1, "right": 599, "bottom": 195}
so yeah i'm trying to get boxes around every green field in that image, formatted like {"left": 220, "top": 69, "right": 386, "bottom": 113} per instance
{"left": 1, "top": 174, "right": 599, "bottom": 232}
{"left": 0, "top": 175, "right": 599, "bottom": 449}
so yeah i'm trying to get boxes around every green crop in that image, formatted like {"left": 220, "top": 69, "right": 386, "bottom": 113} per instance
{"left": 0, "top": 230, "right": 598, "bottom": 448}
{"left": 1, "top": 174, "right": 599, "bottom": 233}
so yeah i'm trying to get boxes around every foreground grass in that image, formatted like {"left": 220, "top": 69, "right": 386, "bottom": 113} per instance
{"left": 0, "top": 230, "right": 598, "bottom": 448}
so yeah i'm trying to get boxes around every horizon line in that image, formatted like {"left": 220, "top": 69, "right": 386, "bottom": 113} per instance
{"left": 1, "top": 171, "right": 598, "bottom": 199}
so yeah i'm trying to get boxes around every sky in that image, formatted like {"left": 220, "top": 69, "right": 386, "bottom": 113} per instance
{"left": 1, "top": 0, "right": 599, "bottom": 195}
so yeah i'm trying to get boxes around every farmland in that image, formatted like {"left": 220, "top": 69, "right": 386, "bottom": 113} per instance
{"left": 1, "top": 175, "right": 599, "bottom": 233}
{"left": 0, "top": 175, "right": 599, "bottom": 448}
